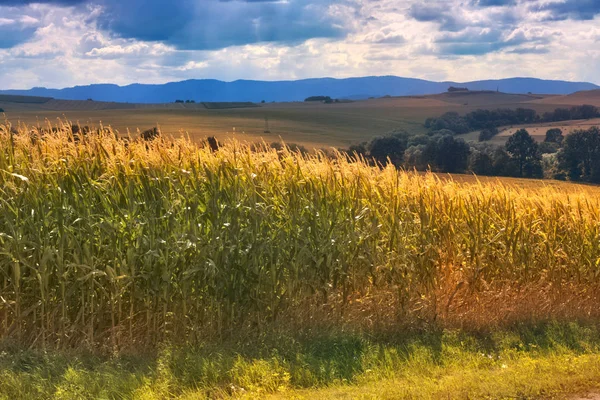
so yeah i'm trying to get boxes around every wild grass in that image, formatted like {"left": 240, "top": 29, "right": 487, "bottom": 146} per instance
{"left": 0, "top": 120, "right": 600, "bottom": 352}
{"left": 1, "top": 322, "right": 600, "bottom": 399}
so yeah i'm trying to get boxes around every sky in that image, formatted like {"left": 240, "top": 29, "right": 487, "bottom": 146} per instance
{"left": 0, "top": 0, "right": 599, "bottom": 89}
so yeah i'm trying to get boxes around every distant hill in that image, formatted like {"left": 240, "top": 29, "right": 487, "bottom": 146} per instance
{"left": 1, "top": 77, "right": 597, "bottom": 104}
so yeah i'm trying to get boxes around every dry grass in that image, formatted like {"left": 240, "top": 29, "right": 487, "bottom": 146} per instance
{"left": 532, "top": 90, "right": 600, "bottom": 107}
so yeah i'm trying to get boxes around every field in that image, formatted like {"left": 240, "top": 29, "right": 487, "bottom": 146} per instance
{"left": 4, "top": 90, "right": 600, "bottom": 149}
{"left": 459, "top": 118, "right": 600, "bottom": 144}
{"left": 1, "top": 121, "right": 600, "bottom": 398}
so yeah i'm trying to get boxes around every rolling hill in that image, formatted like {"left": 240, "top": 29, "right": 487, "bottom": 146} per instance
{"left": 2, "top": 89, "right": 598, "bottom": 149}
{"left": 1, "top": 76, "right": 597, "bottom": 104}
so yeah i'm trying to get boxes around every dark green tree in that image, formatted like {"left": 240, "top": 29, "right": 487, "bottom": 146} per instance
{"left": 469, "top": 150, "right": 494, "bottom": 175}
{"left": 558, "top": 127, "right": 600, "bottom": 183}
{"left": 434, "top": 135, "right": 471, "bottom": 173}
{"left": 505, "top": 129, "right": 542, "bottom": 178}
{"left": 368, "top": 136, "right": 406, "bottom": 167}
{"left": 479, "top": 127, "right": 499, "bottom": 142}
{"left": 544, "top": 128, "right": 564, "bottom": 144}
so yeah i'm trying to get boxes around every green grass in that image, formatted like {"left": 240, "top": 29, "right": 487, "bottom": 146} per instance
{"left": 1, "top": 322, "right": 600, "bottom": 399}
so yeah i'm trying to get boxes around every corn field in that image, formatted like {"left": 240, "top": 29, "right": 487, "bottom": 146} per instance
{"left": 0, "top": 121, "right": 599, "bottom": 349}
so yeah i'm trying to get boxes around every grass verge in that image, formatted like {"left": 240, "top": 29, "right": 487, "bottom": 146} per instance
{"left": 1, "top": 322, "right": 600, "bottom": 399}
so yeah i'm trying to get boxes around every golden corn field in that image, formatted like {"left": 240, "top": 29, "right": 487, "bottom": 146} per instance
{"left": 1, "top": 121, "right": 600, "bottom": 350}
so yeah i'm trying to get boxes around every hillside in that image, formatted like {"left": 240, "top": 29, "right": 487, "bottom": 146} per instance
{"left": 2, "top": 90, "right": 597, "bottom": 149}
{"left": 531, "top": 89, "right": 600, "bottom": 107}
{"left": 1, "top": 76, "right": 597, "bottom": 104}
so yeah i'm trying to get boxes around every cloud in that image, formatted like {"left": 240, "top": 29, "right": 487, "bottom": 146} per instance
{"left": 434, "top": 27, "right": 552, "bottom": 55}
{"left": 537, "top": 0, "right": 600, "bottom": 21}
{"left": 473, "top": 0, "right": 516, "bottom": 7}
{"left": 408, "top": 3, "right": 466, "bottom": 31}
{"left": 0, "top": 0, "right": 598, "bottom": 89}
{"left": 506, "top": 46, "right": 549, "bottom": 54}
{"left": 0, "top": 0, "right": 353, "bottom": 50}
{"left": 0, "top": 0, "right": 86, "bottom": 5}
{"left": 0, "top": 6, "right": 40, "bottom": 48}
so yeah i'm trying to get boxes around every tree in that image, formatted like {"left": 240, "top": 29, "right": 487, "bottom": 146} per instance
{"left": 448, "top": 86, "right": 468, "bottom": 92}
{"left": 347, "top": 142, "right": 367, "bottom": 159}
{"left": 469, "top": 150, "right": 494, "bottom": 175}
{"left": 479, "top": 127, "right": 499, "bottom": 142}
{"left": 491, "top": 148, "right": 520, "bottom": 177}
{"left": 558, "top": 127, "right": 600, "bottom": 183}
{"left": 538, "top": 142, "right": 560, "bottom": 154}
{"left": 434, "top": 135, "right": 470, "bottom": 173}
{"left": 505, "top": 129, "right": 542, "bottom": 178}
{"left": 305, "top": 96, "right": 332, "bottom": 102}
{"left": 545, "top": 128, "right": 564, "bottom": 144}
{"left": 404, "top": 145, "right": 429, "bottom": 171}
{"left": 0, "top": 108, "right": 4, "bottom": 113}
{"left": 368, "top": 136, "right": 406, "bottom": 167}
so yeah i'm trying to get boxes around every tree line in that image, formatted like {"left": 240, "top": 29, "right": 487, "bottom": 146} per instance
{"left": 425, "top": 105, "right": 599, "bottom": 136}
{"left": 343, "top": 126, "right": 600, "bottom": 183}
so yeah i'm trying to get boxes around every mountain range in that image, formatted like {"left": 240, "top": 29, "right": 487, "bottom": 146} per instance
{"left": 1, "top": 76, "right": 598, "bottom": 104}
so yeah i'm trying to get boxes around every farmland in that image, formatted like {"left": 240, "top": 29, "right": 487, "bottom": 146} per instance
{"left": 1, "top": 121, "right": 600, "bottom": 398}
{"left": 3, "top": 90, "right": 600, "bottom": 149}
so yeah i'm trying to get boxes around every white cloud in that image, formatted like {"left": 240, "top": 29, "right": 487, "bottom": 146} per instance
{"left": 0, "top": 0, "right": 598, "bottom": 89}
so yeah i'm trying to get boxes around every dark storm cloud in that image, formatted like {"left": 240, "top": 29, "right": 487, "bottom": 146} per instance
{"left": 407, "top": 3, "right": 465, "bottom": 31}
{"left": 407, "top": 0, "right": 556, "bottom": 56}
{"left": 99, "top": 0, "right": 349, "bottom": 50}
{"left": 0, "top": 24, "right": 36, "bottom": 48}
{"left": 537, "top": 0, "right": 600, "bottom": 21}
{"left": 0, "top": 0, "right": 349, "bottom": 50}
{"left": 0, "top": 0, "right": 86, "bottom": 4}
{"left": 435, "top": 27, "right": 552, "bottom": 56}
{"left": 472, "top": 0, "right": 516, "bottom": 6}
